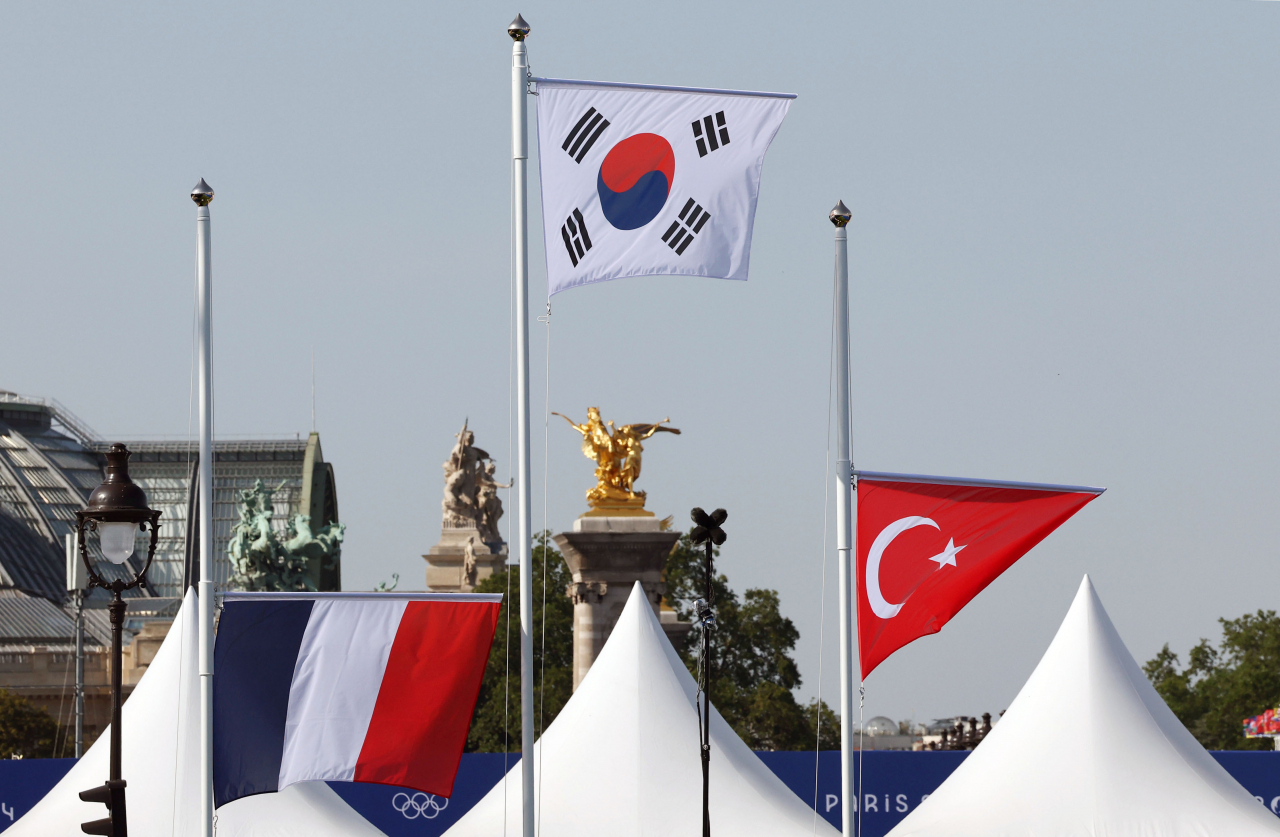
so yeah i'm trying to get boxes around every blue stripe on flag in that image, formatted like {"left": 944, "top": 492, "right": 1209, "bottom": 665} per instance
{"left": 213, "top": 599, "right": 314, "bottom": 808}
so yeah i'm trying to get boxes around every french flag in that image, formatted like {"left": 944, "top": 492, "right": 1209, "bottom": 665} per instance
{"left": 212, "top": 592, "right": 501, "bottom": 808}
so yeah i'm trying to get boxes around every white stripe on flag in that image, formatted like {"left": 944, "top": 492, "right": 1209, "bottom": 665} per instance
{"left": 278, "top": 599, "right": 409, "bottom": 787}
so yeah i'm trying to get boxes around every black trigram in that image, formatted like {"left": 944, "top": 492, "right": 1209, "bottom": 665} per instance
{"left": 661, "top": 198, "right": 710, "bottom": 255}
{"left": 692, "top": 111, "right": 730, "bottom": 157}
{"left": 562, "top": 107, "right": 610, "bottom": 163}
{"left": 561, "top": 209, "right": 593, "bottom": 267}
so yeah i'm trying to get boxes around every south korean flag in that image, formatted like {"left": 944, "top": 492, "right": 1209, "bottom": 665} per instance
{"left": 535, "top": 78, "right": 793, "bottom": 296}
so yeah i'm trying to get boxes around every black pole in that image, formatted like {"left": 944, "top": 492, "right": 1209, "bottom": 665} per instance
{"left": 108, "top": 590, "right": 125, "bottom": 783}
{"left": 701, "top": 537, "right": 713, "bottom": 837}
{"left": 689, "top": 506, "right": 725, "bottom": 837}
{"left": 96, "top": 584, "right": 129, "bottom": 837}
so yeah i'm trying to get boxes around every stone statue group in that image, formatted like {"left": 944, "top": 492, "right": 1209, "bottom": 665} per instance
{"left": 442, "top": 420, "right": 509, "bottom": 544}
{"left": 227, "top": 479, "right": 345, "bottom": 591}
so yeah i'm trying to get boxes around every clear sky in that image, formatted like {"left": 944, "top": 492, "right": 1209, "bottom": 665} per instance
{"left": 3, "top": 1, "right": 1278, "bottom": 726}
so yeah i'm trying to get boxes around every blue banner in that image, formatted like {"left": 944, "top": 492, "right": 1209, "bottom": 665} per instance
{"left": 0, "top": 759, "right": 77, "bottom": 831}
{"left": 327, "top": 753, "right": 515, "bottom": 836}
{"left": 758, "top": 750, "right": 967, "bottom": 835}
{"left": 760, "top": 751, "right": 1280, "bottom": 836}
{"left": 5, "top": 751, "right": 1280, "bottom": 836}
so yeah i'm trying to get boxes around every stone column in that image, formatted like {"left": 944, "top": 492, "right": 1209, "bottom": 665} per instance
{"left": 425, "top": 526, "right": 507, "bottom": 592}
{"left": 553, "top": 516, "right": 688, "bottom": 690}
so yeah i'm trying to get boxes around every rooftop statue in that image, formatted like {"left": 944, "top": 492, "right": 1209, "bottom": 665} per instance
{"left": 427, "top": 422, "right": 508, "bottom": 592}
{"left": 553, "top": 407, "right": 680, "bottom": 514}
{"left": 442, "top": 420, "right": 509, "bottom": 543}
{"left": 228, "top": 479, "right": 345, "bottom": 591}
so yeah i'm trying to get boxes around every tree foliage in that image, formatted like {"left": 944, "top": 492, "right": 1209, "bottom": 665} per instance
{"left": 0, "top": 689, "right": 59, "bottom": 759}
{"left": 466, "top": 532, "right": 574, "bottom": 752}
{"left": 1144, "top": 609, "right": 1280, "bottom": 750}
{"left": 665, "top": 534, "right": 840, "bottom": 751}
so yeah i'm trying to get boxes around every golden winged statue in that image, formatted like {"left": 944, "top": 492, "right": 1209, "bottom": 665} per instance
{"left": 552, "top": 407, "right": 680, "bottom": 514}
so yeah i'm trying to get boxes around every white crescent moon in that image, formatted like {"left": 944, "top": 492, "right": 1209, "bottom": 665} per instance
{"left": 866, "top": 516, "right": 939, "bottom": 619}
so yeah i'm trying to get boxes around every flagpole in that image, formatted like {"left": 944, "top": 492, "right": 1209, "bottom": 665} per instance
{"left": 829, "top": 200, "right": 855, "bottom": 837}
{"left": 191, "top": 177, "right": 216, "bottom": 837}
{"left": 509, "top": 14, "right": 536, "bottom": 837}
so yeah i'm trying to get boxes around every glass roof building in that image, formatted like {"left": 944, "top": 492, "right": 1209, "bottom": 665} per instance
{"left": 0, "top": 391, "right": 340, "bottom": 602}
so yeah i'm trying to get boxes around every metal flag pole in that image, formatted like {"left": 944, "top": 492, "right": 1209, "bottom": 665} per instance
{"left": 829, "top": 200, "right": 855, "bottom": 837}
{"left": 508, "top": 14, "right": 537, "bottom": 837}
{"left": 65, "top": 531, "right": 86, "bottom": 758}
{"left": 192, "top": 177, "right": 216, "bottom": 837}
{"left": 75, "top": 587, "right": 84, "bottom": 757}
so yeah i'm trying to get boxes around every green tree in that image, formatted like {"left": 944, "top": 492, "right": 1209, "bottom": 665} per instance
{"left": 807, "top": 698, "right": 842, "bottom": 750}
{"left": 1144, "top": 609, "right": 1280, "bottom": 750}
{"left": 665, "top": 534, "right": 841, "bottom": 751}
{"left": 0, "top": 689, "right": 60, "bottom": 759}
{"left": 466, "top": 532, "right": 574, "bottom": 752}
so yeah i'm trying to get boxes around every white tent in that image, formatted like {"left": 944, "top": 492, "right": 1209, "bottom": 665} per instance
{"left": 887, "top": 575, "right": 1280, "bottom": 837}
{"left": 9, "top": 590, "right": 384, "bottom": 837}
{"left": 444, "top": 582, "right": 838, "bottom": 837}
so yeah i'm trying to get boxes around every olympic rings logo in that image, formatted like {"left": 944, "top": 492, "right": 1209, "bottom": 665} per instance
{"left": 392, "top": 792, "right": 449, "bottom": 820}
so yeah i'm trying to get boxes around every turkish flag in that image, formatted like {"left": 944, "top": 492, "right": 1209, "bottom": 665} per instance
{"left": 856, "top": 473, "right": 1103, "bottom": 679}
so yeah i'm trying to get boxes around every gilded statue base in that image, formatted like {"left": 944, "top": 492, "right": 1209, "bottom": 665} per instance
{"left": 582, "top": 496, "right": 654, "bottom": 518}
{"left": 583, "top": 479, "right": 653, "bottom": 517}
{"left": 581, "top": 506, "right": 654, "bottom": 518}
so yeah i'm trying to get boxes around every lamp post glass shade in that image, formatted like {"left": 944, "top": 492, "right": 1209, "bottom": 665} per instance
{"left": 97, "top": 522, "right": 137, "bottom": 564}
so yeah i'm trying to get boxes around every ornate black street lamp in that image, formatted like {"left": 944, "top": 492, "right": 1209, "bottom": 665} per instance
{"left": 75, "top": 443, "right": 160, "bottom": 837}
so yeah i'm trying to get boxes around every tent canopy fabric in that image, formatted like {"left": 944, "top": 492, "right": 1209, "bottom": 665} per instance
{"left": 8, "top": 590, "right": 385, "bottom": 837}
{"left": 443, "top": 581, "right": 838, "bottom": 837}
{"left": 888, "top": 575, "right": 1280, "bottom": 837}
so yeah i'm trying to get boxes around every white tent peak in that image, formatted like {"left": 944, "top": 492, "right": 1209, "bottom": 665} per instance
{"left": 9, "top": 589, "right": 384, "bottom": 837}
{"left": 888, "top": 574, "right": 1280, "bottom": 836}
{"left": 444, "top": 580, "right": 837, "bottom": 837}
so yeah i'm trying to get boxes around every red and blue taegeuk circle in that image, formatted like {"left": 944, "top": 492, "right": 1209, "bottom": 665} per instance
{"left": 596, "top": 133, "right": 675, "bottom": 230}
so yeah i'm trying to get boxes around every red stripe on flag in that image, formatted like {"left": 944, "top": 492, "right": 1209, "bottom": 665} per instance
{"left": 353, "top": 600, "right": 500, "bottom": 795}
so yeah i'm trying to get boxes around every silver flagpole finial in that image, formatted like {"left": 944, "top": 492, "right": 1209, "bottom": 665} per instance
{"left": 829, "top": 200, "right": 851, "bottom": 228}
{"left": 191, "top": 179, "right": 214, "bottom": 206}
{"left": 507, "top": 13, "right": 530, "bottom": 41}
